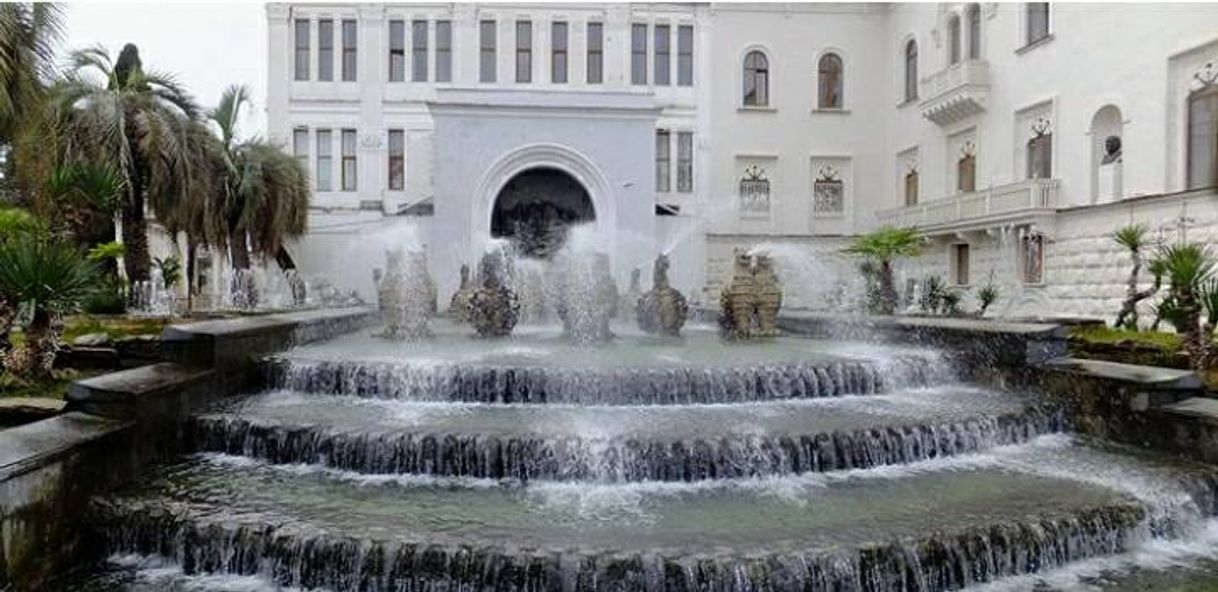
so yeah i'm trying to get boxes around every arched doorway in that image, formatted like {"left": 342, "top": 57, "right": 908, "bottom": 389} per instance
{"left": 491, "top": 167, "right": 595, "bottom": 258}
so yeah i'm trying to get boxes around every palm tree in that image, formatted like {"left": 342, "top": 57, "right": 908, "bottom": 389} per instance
{"left": 0, "top": 236, "right": 96, "bottom": 378}
{"left": 1113, "top": 224, "right": 1163, "bottom": 330}
{"left": 0, "top": 3, "right": 62, "bottom": 143}
{"left": 1157, "top": 243, "right": 1215, "bottom": 371}
{"left": 206, "top": 84, "right": 309, "bottom": 271}
{"left": 845, "top": 226, "right": 924, "bottom": 315}
{"left": 50, "top": 43, "right": 208, "bottom": 291}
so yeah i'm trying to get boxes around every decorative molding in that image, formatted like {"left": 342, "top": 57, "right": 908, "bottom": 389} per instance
{"left": 1193, "top": 60, "right": 1218, "bottom": 90}
{"left": 960, "top": 140, "right": 977, "bottom": 158}
{"left": 814, "top": 164, "right": 841, "bottom": 183}
{"left": 359, "top": 133, "right": 384, "bottom": 149}
{"left": 742, "top": 164, "right": 768, "bottom": 183}
{"left": 1030, "top": 114, "right": 1052, "bottom": 138}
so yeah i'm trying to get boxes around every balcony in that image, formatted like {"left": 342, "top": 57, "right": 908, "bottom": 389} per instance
{"left": 919, "top": 60, "right": 989, "bottom": 127}
{"left": 876, "top": 178, "right": 1059, "bottom": 234}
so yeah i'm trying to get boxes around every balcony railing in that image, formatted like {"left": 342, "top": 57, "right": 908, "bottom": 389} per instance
{"left": 877, "top": 178, "right": 1060, "bottom": 230}
{"left": 919, "top": 59, "right": 989, "bottom": 126}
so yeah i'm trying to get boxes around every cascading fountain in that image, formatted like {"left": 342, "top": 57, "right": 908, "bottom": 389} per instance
{"left": 720, "top": 248, "right": 783, "bottom": 340}
{"left": 552, "top": 250, "right": 618, "bottom": 345}
{"left": 468, "top": 250, "right": 520, "bottom": 337}
{"left": 636, "top": 253, "right": 689, "bottom": 336}
{"left": 129, "top": 268, "right": 174, "bottom": 317}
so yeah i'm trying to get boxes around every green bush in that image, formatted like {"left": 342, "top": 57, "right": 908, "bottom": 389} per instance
{"left": 82, "top": 276, "right": 126, "bottom": 314}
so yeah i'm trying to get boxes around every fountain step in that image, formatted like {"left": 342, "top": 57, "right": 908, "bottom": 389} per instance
{"left": 192, "top": 387, "right": 1063, "bottom": 482}
{"left": 89, "top": 436, "right": 1218, "bottom": 592}
{"left": 263, "top": 323, "right": 952, "bottom": 405}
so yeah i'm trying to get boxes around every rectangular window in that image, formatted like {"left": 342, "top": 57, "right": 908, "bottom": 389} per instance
{"left": 412, "top": 20, "right": 428, "bottom": 82}
{"left": 341, "top": 19, "right": 357, "bottom": 81}
{"left": 677, "top": 25, "right": 693, "bottom": 86}
{"left": 480, "top": 20, "right": 497, "bottom": 83}
{"left": 292, "top": 128, "right": 308, "bottom": 172}
{"left": 388, "top": 130, "right": 405, "bottom": 191}
{"left": 341, "top": 129, "right": 357, "bottom": 191}
{"left": 655, "top": 130, "right": 671, "bottom": 193}
{"left": 315, "top": 129, "right": 332, "bottom": 191}
{"left": 677, "top": 132, "right": 693, "bottom": 192}
{"left": 318, "top": 19, "right": 333, "bottom": 81}
{"left": 1021, "top": 234, "right": 1044, "bottom": 284}
{"left": 1187, "top": 89, "right": 1218, "bottom": 189}
{"left": 953, "top": 244, "right": 971, "bottom": 286}
{"left": 587, "top": 22, "right": 603, "bottom": 84}
{"left": 388, "top": 20, "right": 405, "bottom": 82}
{"left": 654, "top": 25, "right": 670, "bottom": 86}
{"left": 958, "top": 154, "right": 976, "bottom": 192}
{"left": 551, "top": 21, "right": 568, "bottom": 83}
{"left": 515, "top": 20, "right": 532, "bottom": 83}
{"left": 294, "top": 19, "right": 310, "bottom": 81}
{"left": 1026, "top": 3, "right": 1050, "bottom": 45}
{"left": 631, "top": 24, "right": 647, "bottom": 85}
{"left": 904, "top": 171, "right": 919, "bottom": 206}
{"left": 1027, "top": 133, "right": 1052, "bottom": 179}
{"left": 436, "top": 20, "right": 452, "bottom": 82}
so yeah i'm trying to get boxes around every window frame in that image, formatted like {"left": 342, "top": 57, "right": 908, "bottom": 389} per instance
{"left": 677, "top": 131, "right": 693, "bottom": 193}
{"left": 817, "top": 53, "right": 843, "bottom": 110}
{"left": 967, "top": 4, "right": 982, "bottom": 60}
{"left": 1027, "top": 132, "right": 1053, "bottom": 180}
{"left": 294, "top": 19, "right": 310, "bottom": 81}
{"left": 388, "top": 129, "right": 405, "bottom": 191}
{"left": 480, "top": 20, "right": 497, "bottom": 83}
{"left": 742, "top": 50, "right": 769, "bottom": 107}
{"left": 631, "top": 23, "right": 648, "bottom": 85}
{"left": 952, "top": 243, "right": 971, "bottom": 286}
{"left": 412, "top": 20, "right": 429, "bottom": 82}
{"left": 654, "top": 24, "right": 671, "bottom": 86}
{"left": 587, "top": 22, "right": 603, "bottom": 84}
{"left": 1187, "top": 84, "right": 1218, "bottom": 190}
{"left": 515, "top": 20, "right": 532, "bottom": 83}
{"left": 904, "top": 169, "right": 919, "bottom": 206}
{"left": 655, "top": 129, "right": 671, "bottom": 193}
{"left": 948, "top": 15, "right": 962, "bottom": 65}
{"left": 292, "top": 128, "right": 309, "bottom": 173}
{"left": 957, "top": 153, "right": 977, "bottom": 193}
{"left": 388, "top": 20, "right": 406, "bottom": 82}
{"left": 341, "top": 19, "right": 358, "bottom": 82}
{"left": 341, "top": 128, "right": 357, "bottom": 192}
{"left": 903, "top": 39, "right": 918, "bottom": 103}
{"left": 318, "top": 19, "right": 334, "bottom": 81}
{"left": 315, "top": 129, "right": 332, "bottom": 192}
{"left": 1025, "top": 3, "right": 1051, "bottom": 47}
{"left": 435, "top": 20, "right": 452, "bottom": 82}
{"left": 551, "top": 21, "right": 568, "bottom": 84}
{"left": 677, "top": 25, "right": 693, "bottom": 86}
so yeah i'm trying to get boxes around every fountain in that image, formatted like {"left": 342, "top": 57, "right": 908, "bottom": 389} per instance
{"left": 129, "top": 268, "right": 174, "bottom": 317}
{"left": 636, "top": 254, "right": 689, "bottom": 336}
{"left": 553, "top": 250, "right": 618, "bottom": 345}
{"left": 720, "top": 248, "right": 783, "bottom": 340}
{"left": 373, "top": 249, "right": 434, "bottom": 340}
{"left": 447, "top": 263, "right": 476, "bottom": 322}
{"left": 468, "top": 251, "right": 520, "bottom": 337}
{"left": 620, "top": 267, "right": 643, "bottom": 322}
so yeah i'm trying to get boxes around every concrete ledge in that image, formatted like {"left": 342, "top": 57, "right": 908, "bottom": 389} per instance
{"left": 1043, "top": 357, "right": 1202, "bottom": 390}
{"left": 1141, "top": 398, "right": 1218, "bottom": 465}
{"left": 161, "top": 306, "right": 377, "bottom": 395}
{"left": 1, "top": 413, "right": 134, "bottom": 590}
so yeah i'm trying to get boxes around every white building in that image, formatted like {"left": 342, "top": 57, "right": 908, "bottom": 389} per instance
{"left": 267, "top": 2, "right": 1218, "bottom": 321}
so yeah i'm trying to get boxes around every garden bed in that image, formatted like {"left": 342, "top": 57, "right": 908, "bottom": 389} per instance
{"left": 1067, "top": 325, "right": 1218, "bottom": 390}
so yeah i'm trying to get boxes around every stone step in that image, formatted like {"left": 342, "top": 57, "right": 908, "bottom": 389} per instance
{"left": 192, "top": 387, "right": 1062, "bottom": 481}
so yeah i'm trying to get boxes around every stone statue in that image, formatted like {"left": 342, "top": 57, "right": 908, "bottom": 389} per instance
{"left": 718, "top": 249, "right": 783, "bottom": 340}
{"left": 469, "top": 251, "right": 520, "bottom": 337}
{"left": 753, "top": 254, "right": 783, "bottom": 338}
{"left": 619, "top": 268, "right": 643, "bottom": 322}
{"left": 1101, "top": 135, "right": 1122, "bottom": 165}
{"left": 374, "top": 249, "right": 433, "bottom": 340}
{"left": 449, "top": 263, "right": 476, "bottom": 323}
{"left": 637, "top": 254, "right": 689, "bottom": 337}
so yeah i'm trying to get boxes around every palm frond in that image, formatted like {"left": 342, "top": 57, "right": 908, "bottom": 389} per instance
{"left": 1113, "top": 224, "right": 1149, "bottom": 252}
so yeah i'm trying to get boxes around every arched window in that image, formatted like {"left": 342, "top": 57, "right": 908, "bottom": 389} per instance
{"left": 967, "top": 4, "right": 982, "bottom": 59}
{"left": 818, "top": 53, "right": 843, "bottom": 109}
{"left": 903, "top": 40, "right": 918, "bottom": 102}
{"left": 958, "top": 153, "right": 976, "bottom": 193}
{"left": 947, "top": 16, "right": 962, "bottom": 65}
{"left": 743, "top": 50, "right": 769, "bottom": 107}
{"left": 904, "top": 169, "right": 919, "bottom": 206}
{"left": 1188, "top": 84, "right": 1218, "bottom": 190}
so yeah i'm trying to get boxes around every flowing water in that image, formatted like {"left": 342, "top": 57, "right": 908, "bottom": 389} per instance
{"left": 69, "top": 320, "right": 1218, "bottom": 591}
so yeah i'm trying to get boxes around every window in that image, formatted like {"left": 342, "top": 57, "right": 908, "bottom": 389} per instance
{"left": 318, "top": 20, "right": 333, "bottom": 81}
{"left": 967, "top": 4, "right": 981, "bottom": 59}
{"left": 292, "top": 128, "right": 308, "bottom": 171}
{"left": 1026, "top": 3, "right": 1050, "bottom": 45}
{"left": 654, "top": 25, "right": 670, "bottom": 85}
{"left": 388, "top": 130, "right": 404, "bottom": 191}
{"left": 1021, "top": 232, "right": 1045, "bottom": 284}
{"left": 587, "top": 22, "right": 603, "bottom": 84}
{"left": 1027, "top": 132, "right": 1052, "bottom": 179}
{"left": 515, "top": 20, "right": 531, "bottom": 83}
{"left": 948, "top": 16, "right": 962, "bottom": 65}
{"left": 904, "top": 40, "right": 918, "bottom": 102}
{"left": 551, "top": 21, "right": 568, "bottom": 83}
{"left": 677, "top": 25, "right": 693, "bottom": 86}
{"left": 631, "top": 24, "right": 647, "bottom": 85}
{"left": 677, "top": 132, "right": 693, "bottom": 192}
{"left": 958, "top": 152, "right": 977, "bottom": 192}
{"left": 655, "top": 130, "right": 671, "bottom": 193}
{"left": 480, "top": 20, "right": 497, "bottom": 83}
{"left": 953, "top": 244, "right": 971, "bottom": 286}
{"left": 436, "top": 21, "right": 452, "bottom": 82}
{"left": 341, "top": 19, "right": 357, "bottom": 81}
{"left": 813, "top": 167, "right": 844, "bottom": 216}
{"left": 388, "top": 20, "right": 405, "bottom": 82}
{"left": 818, "top": 53, "right": 843, "bottom": 109}
{"left": 742, "top": 51, "right": 769, "bottom": 107}
{"left": 1187, "top": 84, "right": 1218, "bottom": 190}
{"left": 316, "top": 129, "right": 332, "bottom": 191}
{"left": 412, "top": 20, "right": 428, "bottom": 82}
{"left": 294, "top": 19, "right": 309, "bottom": 81}
{"left": 904, "top": 169, "right": 919, "bottom": 206}
{"left": 739, "top": 165, "right": 771, "bottom": 215}
{"left": 341, "top": 129, "right": 357, "bottom": 191}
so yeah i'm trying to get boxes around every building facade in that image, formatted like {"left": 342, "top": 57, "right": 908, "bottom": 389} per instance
{"left": 267, "top": 2, "right": 1218, "bottom": 320}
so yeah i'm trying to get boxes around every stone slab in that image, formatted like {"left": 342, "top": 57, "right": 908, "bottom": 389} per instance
{"left": 1160, "top": 397, "right": 1218, "bottom": 424}
{"left": 0, "top": 412, "right": 131, "bottom": 481}
{"left": 66, "top": 362, "right": 214, "bottom": 414}
{"left": 1044, "top": 357, "right": 1202, "bottom": 390}
{"left": 0, "top": 398, "right": 66, "bottom": 428}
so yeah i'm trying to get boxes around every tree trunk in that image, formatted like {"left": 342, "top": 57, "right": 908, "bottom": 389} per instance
{"left": 229, "top": 231, "right": 251, "bottom": 270}
{"left": 1115, "top": 248, "right": 1143, "bottom": 330}
{"left": 4, "top": 309, "right": 59, "bottom": 379}
{"left": 121, "top": 181, "right": 151, "bottom": 291}
{"left": 1179, "top": 289, "right": 1210, "bottom": 372}
{"left": 878, "top": 260, "right": 898, "bottom": 315}
{"left": 275, "top": 246, "right": 297, "bottom": 271}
